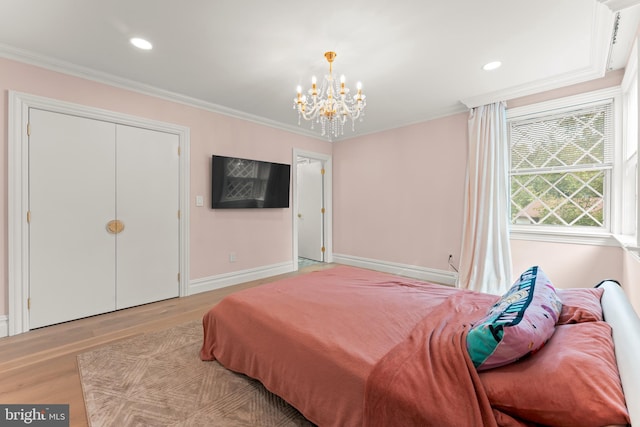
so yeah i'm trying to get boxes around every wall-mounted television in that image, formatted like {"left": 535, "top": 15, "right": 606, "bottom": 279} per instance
{"left": 211, "top": 155, "right": 291, "bottom": 209}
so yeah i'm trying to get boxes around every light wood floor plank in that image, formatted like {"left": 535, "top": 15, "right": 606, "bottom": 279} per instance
{"left": 0, "top": 263, "right": 335, "bottom": 427}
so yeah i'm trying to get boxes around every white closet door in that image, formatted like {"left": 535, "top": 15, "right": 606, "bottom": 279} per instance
{"left": 115, "top": 125, "right": 180, "bottom": 309}
{"left": 29, "top": 109, "right": 117, "bottom": 329}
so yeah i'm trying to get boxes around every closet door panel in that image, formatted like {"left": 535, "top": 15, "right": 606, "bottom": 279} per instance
{"left": 115, "top": 125, "right": 180, "bottom": 309}
{"left": 29, "top": 109, "right": 117, "bottom": 329}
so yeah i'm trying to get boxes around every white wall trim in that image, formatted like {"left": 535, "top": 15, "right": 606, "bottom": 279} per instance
{"left": 621, "top": 38, "right": 638, "bottom": 93}
{"left": 0, "top": 316, "right": 8, "bottom": 338}
{"left": 506, "top": 86, "right": 622, "bottom": 119}
{"left": 510, "top": 230, "right": 620, "bottom": 246}
{"left": 0, "top": 43, "right": 324, "bottom": 142}
{"left": 8, "top": 91, "right": 190, "bottom": 336}
{"left": 333, "top": 254, "right": 458, "bottom": 286}
{"left": 189, "top": 262, "right": 294, "bottom": 295}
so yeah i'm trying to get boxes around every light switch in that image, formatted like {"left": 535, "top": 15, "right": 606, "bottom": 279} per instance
{"left": 195, "top": 195, "right": 204, "bottom": 207}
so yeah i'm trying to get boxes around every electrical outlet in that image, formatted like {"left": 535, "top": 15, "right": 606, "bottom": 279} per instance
{"left": 229, "top": 252, "right": 237, "bottom": 263}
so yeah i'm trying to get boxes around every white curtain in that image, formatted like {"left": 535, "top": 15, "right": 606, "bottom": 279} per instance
{"left": 458, "top": 101, "right": 512, "bottom": 295}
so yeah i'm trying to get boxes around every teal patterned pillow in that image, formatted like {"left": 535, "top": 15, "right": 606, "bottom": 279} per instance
{"left": 467, "top": 266, "right": 562, "bottom": 371}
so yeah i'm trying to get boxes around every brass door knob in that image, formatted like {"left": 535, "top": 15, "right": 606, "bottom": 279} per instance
{"left": 106, "top": 219, "right": 124, "bottom": 234}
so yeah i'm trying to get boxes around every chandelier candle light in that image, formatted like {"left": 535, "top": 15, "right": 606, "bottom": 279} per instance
{"left": 294, "top": 51, "right": 366, "bottom": 140}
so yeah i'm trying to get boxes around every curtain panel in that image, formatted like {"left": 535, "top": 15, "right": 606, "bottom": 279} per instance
{"left": 459, "top": 101, "right": 512, "bottom": 295}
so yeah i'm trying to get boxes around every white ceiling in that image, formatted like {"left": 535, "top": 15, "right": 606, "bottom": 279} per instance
{"left": 1, "top": 0, "right": 640, "bottom": 141}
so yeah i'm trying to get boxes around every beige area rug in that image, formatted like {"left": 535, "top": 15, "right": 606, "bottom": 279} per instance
{"left": 77, "top": 320, "right": 315, "bottom": 426}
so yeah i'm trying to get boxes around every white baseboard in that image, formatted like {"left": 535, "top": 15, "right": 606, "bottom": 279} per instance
{"left": 332, "top": 253, "right": 458, "bottom": 286}
{"left": 188, "top": 261, "right": 295, "bottom": 295}
{"left": 0, "top": 315, "right": 8, "bottom": 338}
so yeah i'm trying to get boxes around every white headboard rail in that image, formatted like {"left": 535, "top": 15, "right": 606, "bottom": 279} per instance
{"left": 599, "top": 280, "right": 640, "bottom": 426}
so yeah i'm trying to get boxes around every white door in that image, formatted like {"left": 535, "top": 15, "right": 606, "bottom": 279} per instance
{"left": 115, "top": 125, "right": 180, "bottom": 309}
{"left": 29, "top": 109, "right": 117, "bottom": 328}
{"left": 29, "top": 110, "right": 181, "bottom": 328}
{"left": 297, "top": 159, "right": 324, "bottom": 261}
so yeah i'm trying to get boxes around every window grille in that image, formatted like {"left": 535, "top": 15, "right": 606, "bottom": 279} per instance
{"left": 509, "top": 102, "right": 613, "bottom": 229}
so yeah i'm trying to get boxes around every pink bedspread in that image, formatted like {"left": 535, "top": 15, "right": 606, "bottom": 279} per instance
{"left": 200, "top": 265, "right": 468, "bottom": 427}
{"left": 363, "top": 290, "right": 501, "bottom": 427}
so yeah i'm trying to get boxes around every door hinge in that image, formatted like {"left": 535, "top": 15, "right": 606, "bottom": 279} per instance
{"left": 27, "top": 211, "right": 31, "bottom": 223}
{"left": 321, "top": 208, "right": 325, "bottom": 214}
{"left": 27, "top": 123, "right": 31, "bottom": 137}
{"left": 321, "top": 168, "right": 325, "bottom": 175}
{"left": 28, "top": 298, "right": 31, "bottom": 310}
{"left": 177, "top": 272, "right": 180, "bottom": 282}
{"left": 321, "top": 246, "right": 326, "bottom": 253}
{"left": 178, "top": 146, "right": 181, "bottom": 156}
{"left": 177, "top": 210, "right": 181, "bottom": 219}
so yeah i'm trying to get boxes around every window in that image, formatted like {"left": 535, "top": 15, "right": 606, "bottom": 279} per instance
{"left": 507, "top": 87, "right": 621, "bottom": 242}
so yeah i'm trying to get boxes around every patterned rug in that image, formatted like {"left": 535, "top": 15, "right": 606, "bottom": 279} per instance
{"left": 77, "top": 320, "right": 314, "bottom": 426}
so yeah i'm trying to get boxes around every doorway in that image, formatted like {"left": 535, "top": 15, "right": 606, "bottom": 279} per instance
{"left": 292, "top": 149, "right": 332, "bottom": 270}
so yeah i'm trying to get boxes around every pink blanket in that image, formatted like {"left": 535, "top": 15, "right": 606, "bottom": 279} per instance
{"left": 364, "top": 291, "right": 502, "bottom": 427}
{"left": 200, "top": 266, "right": 467, "bottom": 427}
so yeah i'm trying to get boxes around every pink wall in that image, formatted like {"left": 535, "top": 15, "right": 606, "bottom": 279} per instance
{"left": 0, "top": 57, "right": 332, "bottom": 315}
{"left": 333, "top": 113, "right": 468, "bottom": 271}
{"left": 511, "top": 240, "right": 622, "bottom": 288}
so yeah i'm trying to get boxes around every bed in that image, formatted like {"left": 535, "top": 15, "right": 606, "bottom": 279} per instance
{"left": 200, "top": 265, "right": 640, "bottom": 426}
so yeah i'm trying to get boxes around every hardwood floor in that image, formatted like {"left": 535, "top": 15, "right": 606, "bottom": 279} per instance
{"left": 0, "top": 263, "right": 335, "bottom": 427}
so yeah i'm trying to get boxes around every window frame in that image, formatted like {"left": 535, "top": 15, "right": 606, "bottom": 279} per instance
{"left": 506, "top": 86, "right": 622, "bottom": 247}
{"left": 621, "top": 40, "right": 639, "bottom": 249}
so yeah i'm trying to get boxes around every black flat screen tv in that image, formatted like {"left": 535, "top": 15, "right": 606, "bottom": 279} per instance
{"left": 211, "top": 155, "right": 291, "bottom": 209}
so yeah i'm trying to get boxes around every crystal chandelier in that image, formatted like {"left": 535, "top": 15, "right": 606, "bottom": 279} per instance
{"left": 293, "top": 51, "right": 366, "bottom": 141}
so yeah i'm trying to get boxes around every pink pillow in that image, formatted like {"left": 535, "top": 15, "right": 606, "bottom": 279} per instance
{"left": 479, "top": 321, "right": 629, "bottom": 427}
{"left": 556, "top": 287, "right": 603, "bottom": 324}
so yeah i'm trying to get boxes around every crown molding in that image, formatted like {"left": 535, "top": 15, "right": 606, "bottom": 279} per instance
{"left": 0, "top": 42, "right": 325, "bottom": 141}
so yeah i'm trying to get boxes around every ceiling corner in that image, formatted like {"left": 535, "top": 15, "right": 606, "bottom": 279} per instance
{"left": 460, "top": 2, "right": 615, "bottom": 109}
{"left": 597, "top": 0, "right": 640, "bottom": 12}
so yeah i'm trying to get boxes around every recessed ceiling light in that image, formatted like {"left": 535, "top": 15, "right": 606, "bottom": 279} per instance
{"left": 482, "top": 61, "right": 502, "bottom": 71}
{"left": 130, "top": 37, "right": 153, "bottom": 50}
